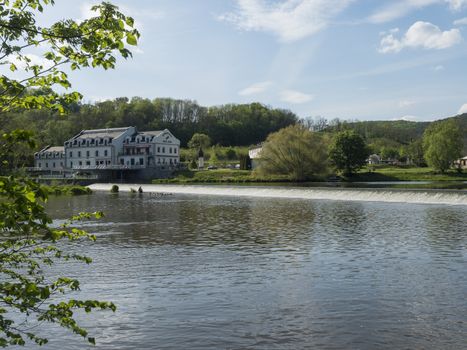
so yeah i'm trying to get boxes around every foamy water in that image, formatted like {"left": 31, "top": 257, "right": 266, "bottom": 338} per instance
{"left": 88, "top": 183, "right": 467, "bottom": 206}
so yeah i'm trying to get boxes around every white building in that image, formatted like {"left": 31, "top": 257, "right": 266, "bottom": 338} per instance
{"left": 31, "top": 127, "right": 180, "bottom": 180}
{"left": 454, "top": 156, "right": 467, "bottom": 169}
{"left": 63, "top": 127, "right": 180, "bottom": 171}
{"left": 34, "top": 146, "right": 65, "bottom": 171}
{"left": 248, "top": 145, "right": 263, "bottom": 170}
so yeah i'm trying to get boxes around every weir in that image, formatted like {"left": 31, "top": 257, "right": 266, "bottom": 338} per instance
{"left": 88, "top": 184, "right": 467, "bottom": 206}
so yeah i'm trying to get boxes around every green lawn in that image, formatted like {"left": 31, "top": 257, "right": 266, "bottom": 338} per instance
{"left": 152, "top": 169, "right": 292, "bottom": 183}
{"left": 353, "top": 166, "right": 467, "bottom": 182}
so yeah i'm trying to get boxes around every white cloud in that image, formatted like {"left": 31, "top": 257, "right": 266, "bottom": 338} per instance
{"left": 433, "top": 64, "right": 445, "bottom": 71}
{"left": 454, "top": 17, "right": 467, "bottom": 25}
{"left": 280, "top": 89, "right": 314, "bottom": 104}
{"left": 238, "top": 81, "right": 273, "bottom": 96}
{"left": 219, "top": 0, "right": 353, "bottom": 42}
{"left": 8, "top": 54, "right": 50, "bottom": 70}
{"left": 394, "top": 115, "right": 420, "bottom": 121}
{"left": 458, "top": 103, "right": 467, "bottom": 114}
{"left": 369, "top": 0, "right": 467, "bottom": 24}
{"left": 399, "top": 99, "right": 416, "bottom": 108}
{"left": 379, "top": 21, "right": 462, "bottom": 53}
{"left": 447, "top": 0, "right": 467, "bottom": 10}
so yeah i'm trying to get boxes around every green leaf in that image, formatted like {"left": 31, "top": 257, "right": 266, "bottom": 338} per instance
{"left": 126, "top": 33, "right": 137, "bottom": 46}
{"left": 25, "top": 191, "right": 36, "bottom": 202}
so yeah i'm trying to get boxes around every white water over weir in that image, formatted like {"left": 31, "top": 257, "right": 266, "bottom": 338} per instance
{"left": 88, "top": 184, "right": 467, "bottom": 206}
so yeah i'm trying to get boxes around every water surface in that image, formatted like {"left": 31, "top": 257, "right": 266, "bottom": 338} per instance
{"left": 24, "top": 191, "right": 467, "bottom": 349}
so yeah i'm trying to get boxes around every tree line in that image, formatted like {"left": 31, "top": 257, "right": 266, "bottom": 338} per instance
{"left": 0, "top": 96, "right": 298, "bottom": 149}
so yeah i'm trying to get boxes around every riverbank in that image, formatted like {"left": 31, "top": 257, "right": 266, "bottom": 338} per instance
{"left": 150, "top": 168, "right": 467, "bottom": 189}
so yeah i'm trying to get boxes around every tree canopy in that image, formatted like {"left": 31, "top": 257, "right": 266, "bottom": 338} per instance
{"left": 256, "top": 124, "right": 328, "bottom": 181}
{"left": 0, "top": 0, "right": 137, "bottom": 346}
{"left": 188, "top": 133, "right": 211, "bottom": 150}
{"left": 329, "top": 130, "right": 369, "bottom": 176}
{"left": 422, "top": 119, "right": 463, "bottom": 173}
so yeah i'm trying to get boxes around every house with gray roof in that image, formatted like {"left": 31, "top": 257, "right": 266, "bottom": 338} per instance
{"left": 33, "top": 126, "right": 180, "bottom": 180}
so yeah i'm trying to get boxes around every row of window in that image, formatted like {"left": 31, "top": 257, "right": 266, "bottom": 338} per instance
{"left": 37, "top": 162, "right": 63, "bottom": 168}
{"left": 157, "top": 146, "right": 177, "bottom": 154}
{"left": 35, "top": 153, "right": 64, "bottom": 159}
{"left": 66, "top": 138, "right": 112, "bottom": 147}
{"left": 69, "top": 150, "right": 109, "bottom": 158}
{"left": 69, "top": 160, "right": 112, "bottom": 167}
{"left": 124, "top": 135, "right": 154, "bottom": 143}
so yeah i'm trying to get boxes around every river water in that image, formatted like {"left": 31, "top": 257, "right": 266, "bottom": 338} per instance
{"left": 26, "top": 187, "right": 467, "bottom": 349}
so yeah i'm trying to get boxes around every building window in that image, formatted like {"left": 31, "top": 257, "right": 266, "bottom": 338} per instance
{"left": 79, "top": 161, "right": 82, "bottom": 166}
{"left": 78, "top": 151, "right": 81, "bottom": 157}
{"left": 120, "top": 159, "right": 124, "bottom": 165}
{"left": 38, "top": 162, "right": 41, "bottom": 168}
{"left": 69, "top": 151, "right": 72, "bottom": 158}
{"left": 131, "top": 158, "right": 135, "bottom": 165}
{"left": 70, "top": 161, "right": 73, "bottom": 168}
{"left": 45, "top": 163, "right": 48, "bottom": 168}
{"left": 170, "top": 158, "right": 172, "bottom": 164}
{"left": 169, "top": 147, "right": 173, "bottom": 154}
{"left": 95, "top": 150, "right": 99, "bottom": 157}
{"left": 86, "top": 161, "right": 90, "bottom": 166}
{"left": 174, "top": 159, "right": 177, "bottom": 164}
{"left": 174, "top": 148, "right": 177, "bottom": 154}
{"left": 104, "top": 150, "right": 108, "bottom": 157}
{"left": 139, "top": 158, "right": 144, "bottom": 165}
{"left": 60, "top": 162, "right": 63, "bottom": 166}
{"left": 157, "top": 146, "right": 160, "bottom": 153}
{"left": 86, "top": 150, "right": 90, "bottom": 157}
{"left": 53, "top": 162, "right": 56, "bottom": 168}
{"left": 162, "top": 147, "right": 165, "bottom": 153}
{"left": 163, "top": 158, "right": 165, "bottom": 164}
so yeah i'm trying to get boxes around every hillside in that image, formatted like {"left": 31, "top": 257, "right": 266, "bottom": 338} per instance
{"left": 326, "top": 113, "right": 467, "bottom": 155}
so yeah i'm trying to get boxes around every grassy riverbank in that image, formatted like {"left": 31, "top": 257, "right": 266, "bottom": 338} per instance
{"left": 151, "top": 167, "right": 467, "bottom": 189}
{"left": 152, "top": 169, "right": 295, "bottom": 183}
{"left": 353, "top": 166, "right": 467, "bottom": 182}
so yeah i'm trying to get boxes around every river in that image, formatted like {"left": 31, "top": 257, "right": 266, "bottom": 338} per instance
{"left": 25, "top": 186, "right": 467, "bottom": 349}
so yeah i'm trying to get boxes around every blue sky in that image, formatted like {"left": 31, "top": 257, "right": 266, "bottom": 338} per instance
{"left": 34, "top": 0, "right": 467, "bottom": 121}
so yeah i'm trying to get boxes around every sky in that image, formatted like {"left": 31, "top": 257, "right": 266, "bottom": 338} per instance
{"left": 22, "top": 0, "right": 467, "bottom": 121}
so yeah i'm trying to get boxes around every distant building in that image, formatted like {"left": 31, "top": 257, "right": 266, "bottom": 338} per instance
{"left": 248, "top": 145, "right": 263, "bottom": 170}
{"left": 454, "top": 156, "right": 467, "bottom": 169}
{"left": 367, "top": 154, "right": 381, "bottom": 165}
{"left": 34, "top": 146, "right": 65, "bottom": 172}
{"left": 32, "top": 127, "right": 180, "bottom": 180}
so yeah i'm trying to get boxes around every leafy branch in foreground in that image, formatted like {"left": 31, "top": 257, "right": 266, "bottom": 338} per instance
{"left": 0, "top": 0, "right": 139, "bottom": 113}
{"left": 0, "top": 132, "right": 114, "bottom": 347}
{"left": 0, "top": 0, "right": 139, "bottom": 346}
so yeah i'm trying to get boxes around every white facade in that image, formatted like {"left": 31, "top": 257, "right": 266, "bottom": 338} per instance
{"left": 34, "top": 146, "right": 65, "bottom": 171}
{"left": 63, "top": 127, "right": 180, "bottom": 170}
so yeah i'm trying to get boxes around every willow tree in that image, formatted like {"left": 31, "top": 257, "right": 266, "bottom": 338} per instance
{"left": 422, "top": 119, "right": 463, "bottom": 173}
{"left": 0, "top": 0, "right": 138, "bottom": 346}
{"left": 257, "top": 124, "right": 328, "bottom": 181}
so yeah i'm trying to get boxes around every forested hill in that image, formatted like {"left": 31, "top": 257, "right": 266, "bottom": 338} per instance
{"left": 319, "top": 113, "right": 467, "bottom": 154}
{"left": 1, "top": 94, "right": 465, "bottom": 153}
{"left": 0, "top": 97, "right": 298, "bottom": 148}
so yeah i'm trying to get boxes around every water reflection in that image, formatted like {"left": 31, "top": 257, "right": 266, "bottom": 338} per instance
{"left": 33, "top": 193, "right": 467, "bottom": 350}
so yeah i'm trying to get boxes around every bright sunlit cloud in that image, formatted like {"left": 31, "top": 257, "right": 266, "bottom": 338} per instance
{"left": 379, "top": 21, "right": 462, "bottom": 53}
{"left": 218, "top": 0, "right": 352, "bottom": 42}
{"left": 280, "top": 90, "right": 314, "bottom": 104}
{"left": 458, "top": 103, "right": 467, "bottom": 114}
{"left": 238, "top": 81, "right": 273, "bottom": 96}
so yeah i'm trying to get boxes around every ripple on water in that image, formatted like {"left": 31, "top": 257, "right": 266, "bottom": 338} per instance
{"left": 24, "top": 193, "right": 467, "bottom": 350}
